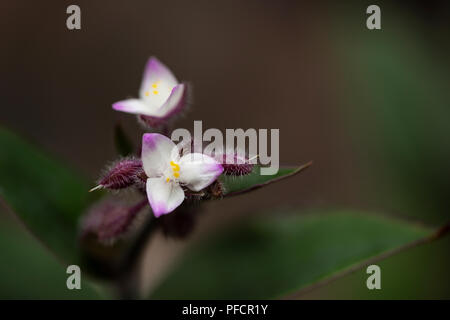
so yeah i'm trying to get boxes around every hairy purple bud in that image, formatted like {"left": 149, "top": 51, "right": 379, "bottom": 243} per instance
{"left": 80, "top": 198, "right": 148, "bottom": 245}
{"left": 91, "top": 158, "right": 145, "bottom": 192}
{"left": 220, "top": 154, "right": 254, "bottom": 176}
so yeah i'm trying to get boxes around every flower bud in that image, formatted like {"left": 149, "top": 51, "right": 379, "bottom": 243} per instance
{"left": 91, "top": 158, "right": 144, "bottom": 192}
{"left": 80, "top": 198, "right": 148, "bottom": 245}
{"left": 219, "top": 153, "right": 254, "bottom": 176}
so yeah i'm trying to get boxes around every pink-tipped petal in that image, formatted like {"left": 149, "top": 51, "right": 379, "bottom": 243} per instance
{"left": 178, "top": 153, "right": 224, "bottom": 191}
{"left": 140, "top": 57, "right": 178, "bottom": 98}
{"left": 112, "top": 99, "right": 150, "bottom": 115}
{"left": 141, "top": 133, "right": 178, "bottom": 177}
{"left": 146, "top": 177, "right": 185, "bottom": 217}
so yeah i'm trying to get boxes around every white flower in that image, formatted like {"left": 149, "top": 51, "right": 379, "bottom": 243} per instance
{"left": 141, "top": 133, "right": 223, "bottom": 217}
{"left": 112, "top": 57, "right": 186, "bottom": 123}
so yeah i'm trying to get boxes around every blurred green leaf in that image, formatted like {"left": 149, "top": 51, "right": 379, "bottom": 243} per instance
{"left": 0, "top": 127, "right": 90, "bottom": 263}
{"left": 299, "top": 234, "right": 450, "bottom": 299}
{"left": 221, "top": 162, "right": 312, "bottom": 197}
{"left": 337, "top": 22, "right": 450, "bottom": 224}
{"left": 0, "top": 216, "right": 104, "bottom": 299}
{"left": 114, "top": 124, "right": 134, "bottom": 157}
{"left": 150, "top": 210, "right": 433, "bottom": 299}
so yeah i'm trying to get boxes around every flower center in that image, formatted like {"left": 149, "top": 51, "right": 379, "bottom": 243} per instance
{"left": 145, "top": 81, "right": 160, "bottom": 96}
{"left": 165, "top": 161, "right": 180, "bottom": 182}
{"left": 143, "top": 80, "right": 174, "bottom": 109}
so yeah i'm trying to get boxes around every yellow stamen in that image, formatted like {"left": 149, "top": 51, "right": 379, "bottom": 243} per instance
{"left": 170, "top": 161, "right": 180, "bottom": 171}
{"left": 173, "top": 172, "right": 180, "bottom": 178}
{"left": 152, "top": 83, "right": 158, "bottom": 88}
{"left": 166, "top": 177, "right": 170, "bottom": 182}
{"left": 153, "top": 90, "right": 158, "bottom": 95}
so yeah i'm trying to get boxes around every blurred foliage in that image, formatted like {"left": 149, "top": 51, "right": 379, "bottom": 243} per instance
{"left": 0, "top": 213, "right": 103, "bottom": 299}
{"left": 0, "top": 128, "right": 94, "bottom": 263}
{"left": 336, "top": 4, "right": 450, "bottom": 225}
{"left": 321, "top": 2, "right": 450, "bottom": 299}
{"left": 300, "top": 235, "right": 450, "bottom": 299}
{"left": 150, "top": 210, "right": 431, "bottom": 299}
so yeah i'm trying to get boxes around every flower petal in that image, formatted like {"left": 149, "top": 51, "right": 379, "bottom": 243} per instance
{"left": 140, "top": 57, "right": 178, "bottom": 100}
{"left": 112, "top": 99, "right": 151, "bottom": 115}
{"left": 138, "top": 83, "right": 187, "bottom": 127}
{"left": 154, "top": 83, "right": 186, "bottom": 117}
{"left": 146, "top": 177, "right": 185, "bottom": 217}
{"left": 179, "top": 153, "right": 224, "bottom": 191}
{"left": 141, "top": 133, "right": 179, "bottom": 177}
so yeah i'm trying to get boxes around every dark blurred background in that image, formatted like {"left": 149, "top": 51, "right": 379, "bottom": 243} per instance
{"left": 0, "top": 0, "right": 449, "bottom": 298}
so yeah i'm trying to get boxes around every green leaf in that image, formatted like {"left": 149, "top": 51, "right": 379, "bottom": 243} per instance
{"left": 0, "top": 217, "right": 104, "bottom": 299}
{"left": 114, "top": 124, "right": 134, "bottom": 157}
{"left": 221, "top": 162, "right": 312, "bottom": 197}
{"left": 335, "top": 18, "right": 450, "bottom": 224}
{"left": 150, "top": 210, "right": 434, "bottom": 299}
{"left": 0, "top": 128, "right": 91, "bottom": 263}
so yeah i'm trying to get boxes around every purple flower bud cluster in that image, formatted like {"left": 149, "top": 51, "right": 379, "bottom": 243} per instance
{"left": 83, "top": 56, "right": 260, "bottom": 247}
